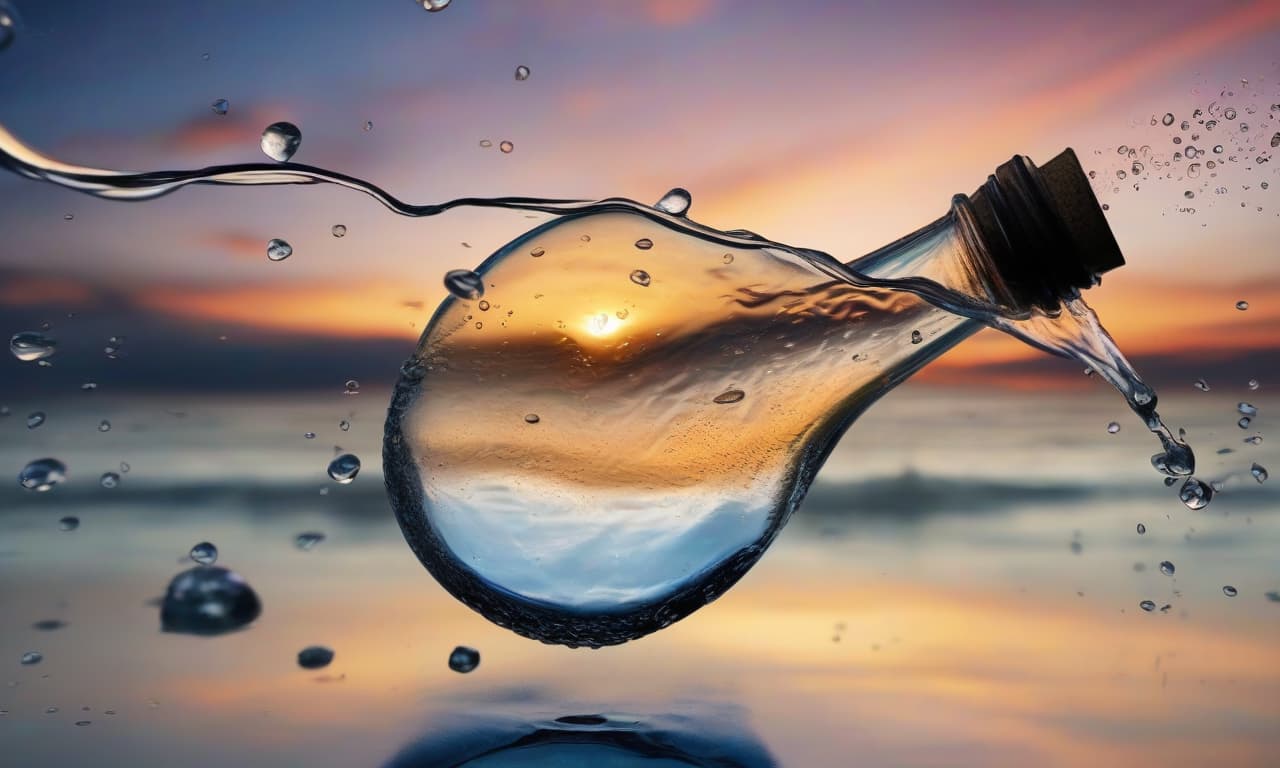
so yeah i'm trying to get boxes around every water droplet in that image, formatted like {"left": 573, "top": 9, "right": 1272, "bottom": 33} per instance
{"left": 1101, "top": 203, "right": 1109, "bottom": 211}
{"left": 713, "top": 388, "right": 746, "bottom": 405}
{"left": 75, "top": 720, "right": 91, "bottom": 727}
{"left": 1184, "top": 190, "right": 1194, "bottom": 199}
{"left": 31, "top": 620, "right": 66, "bottom": 631}
{"left": 1243, "top": 435, "right": 1262, "bottom": 445}
{"left": 722, "top": 253, "right": 734, "bottom": 264}
{"left": 80, "top": 381, "right": 97, "bottom": 391}
{"left": 363, "top": 120, "right": 373, "bottom": 132}
{"left": 1107, "top": 421, "right": 1121, "bottom": 434}
{"left": 528, "top": 247, "right": 546, "bottom": 259}
{"left": 20, "top": 651, "right": 42, "bottom": 666}
{"left": 448, "top": 646, "right": 479, "bottom": 673}
{"left": 1224, "top": 107, "right": 1238, "bottom": 120}
{"left": 1222, "top": 585, "right": 1238, "bottom": 597}
{"left": 655, "top": 188, "right": 691, "bottom": 216}
{"left": 189, "top": 542, "right": 218, "bottom": 566}
{"left": 1193, "top": 379, "right": 1210, "bottom": 392}
{"left": 1236, "top": 300, "right": 1249, "bottom": 310}
{"left": 1178, "top": 477, "right": 1213, "bottom": 510}
{"left": 0, "top": 5, "right": 17, "bottom": 53}
{"left": 1161, "top": 113, "right": 1175, "bottom": 126}
{"left": 58, "top": 516, "right": 79, "bottom": 531}
{"left": 304, "top": 431, "right": 316, "bottom": 439}
{"left": 9, "top": 331, "right": 56, "bottom": 362}
{"left": 1159, "top": 560, "right": 1175, "bottom": 576}
{"left": 267, "top": 238, "right": 293, "bottom": 261}
{"left": 1251, "top": 462, "right": 1268, "bottom": 483}
{"left": 161, "top": 566, "right": 262, "bottom": 636}
{"left": 1214, "top": 144, "right": 1224, "bottom": 153}
{"left": 26, "top": 411, "right": 45, "bottom": 429}
{"left": 910, "top": 330, "right": 923, "bottom": 344}
{"left": 1271, "top": 132, "right": 1280, "bottom": 149}
{"left": 211, "top": 98, "right": 229, "bottom": 116}
{"left": 1163, "top": 477, "right": 1177, "bottom": 487}
{"left": 444, "top": 269, "right": 484, "bottom": 300}
{"left": 1136, "top": 523, "right": 1146, "bottom": 535}
{"left": 19, "top": 458, "right": 66, "bottom": 492}
{"left": 99, "top": 471, "right": 119, "bottom": 489}
{"left": 1238, "top": 402, "right": 1257, "bottom": 417}
{"left": 1247, "top": 379, "right": 1259, "bottom": 391}
{"left": 514, "top": 65, "right": 530, "bottom": 81}
{"left": 327, "top": 453, "right": 361, "bottom": 484}
{"left": 260, "top": 122, "right": 301, "bottom": 162}
{"left": 294, "top": 531, "right": 326, "bottom": 551}
{"left": 1140, "top": 599, "right": 1156, "bottom": 612}
{"left": 1238, "top": 416, "right": 1252, "bottom": 429}
{"left": 1116, "top": 169, "right": 1127, "bottom": 180}
{"left": 339, "top": 419, "right": 350, "bottom": 431}
{"left": 499, "top": 140, "right": 513, "bottom": 154}
{"left": 1131, "top": 161, "right": 1144, "bottom": 175}
{"left": 97, "top": 419, "right": 111, "bottom": 433}
{"left": 523, "top": 413, "right": 540, "bottom": 424}
{"left": 331, "top": 224, "right": 346, "bottom": 238}
{"left": 479, "top": 139, "right": 492, "bottom": 148}
{"left": 297, "top": 645, "right": 334, "bottom": 670}
{"left": 629, "top": 269, "right": 652, "bottom": 286}
{"left": 344, "top": 379, "right": 360, "bottom": 395}
{"left": 422, "top": 0, "right": 451, "bottom": 11}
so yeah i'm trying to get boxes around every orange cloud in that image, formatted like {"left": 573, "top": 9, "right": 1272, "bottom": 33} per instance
{"left": 0, "top": 274, "right": 95, "bottom": 307}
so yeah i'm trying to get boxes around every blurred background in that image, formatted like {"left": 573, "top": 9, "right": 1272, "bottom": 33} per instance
{"left": 1, "top": 1, "right": 1277, "bottom": 766}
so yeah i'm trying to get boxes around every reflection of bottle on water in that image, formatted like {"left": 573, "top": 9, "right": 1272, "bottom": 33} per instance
{"left": 384, "top": 149, "right": 1130, "bottom": 647}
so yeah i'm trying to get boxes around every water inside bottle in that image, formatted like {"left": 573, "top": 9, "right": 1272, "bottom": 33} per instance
{"left": 0, "top": 125, "right": 1195, "bottom": 645}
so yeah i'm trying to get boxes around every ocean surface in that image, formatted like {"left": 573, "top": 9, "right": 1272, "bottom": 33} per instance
{"left": 1, "top": 384, "right": 1277, "bottom": 767}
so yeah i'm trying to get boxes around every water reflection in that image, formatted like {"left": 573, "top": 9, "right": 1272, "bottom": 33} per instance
{"left": 383, "top": 704, "right": 776, "bottom": 768}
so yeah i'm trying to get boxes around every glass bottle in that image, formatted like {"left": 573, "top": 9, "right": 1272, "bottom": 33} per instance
{"left": 384, "top": 149, "right": 1123, "bottom": 646}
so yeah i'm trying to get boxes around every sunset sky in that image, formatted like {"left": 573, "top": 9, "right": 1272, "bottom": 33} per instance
{"left": 0, "top": 0, "right": 1278, "bottom": 393}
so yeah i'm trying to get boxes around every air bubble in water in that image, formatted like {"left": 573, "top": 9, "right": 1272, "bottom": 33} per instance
{"left": 910, "top": 330, "right": 923, "bottom": 344}
{"left": 295, "top": 531, "right": 326, "bottom": 551}
{"left": 499, "top": 140, "right": 513, "bottom": 154}
{"left": 1236, "top": 300, "right": 1249, "bottom": 310}
{"left": 1162, "top": 113, "right": 1175, "bottom": 126}
{"left": 1140, "top": 599, "right": 1156, "bottom": 612}
{"left": 211, "top": 98, "right": 229, "bottom": 116}
{"left": 1252, "top": 462, "right": 1268, "bottom": 483}
{"left": 1238, "top": 402, "right": 1257, "bottom": 417}
{"left": 514, "top": 65, "right": 530, "bottom": 81}
{"left": 448, "top": 646, "right": 479, "bottom": 673}
{"left": 58, "top": 516, "right": 79, "bottom": 531}
{"left": 331, "top": 224, "right": 346, "bottom": 238}
{"left": 267, "top": 238, "right": 293, "bottom": 261}
{"left": 444, "top": 269, "right": 484, "bottom": 300}
{"left": 713, "top": 389, "right": 746, "bottom": 405}
{"left": 20, "top": 651, "right": 42, "bottom": 665}
{"left": 161, "top": 566, "right": 262, "bottom": 636}
{"left": 629, "top": 269, "right": 652, "bottom": 286}
{"left": 1136, "top": 523, "right": 1146, "bottom": 534}
{"left": 297, "top": 646, "right": 334, "bottom": 669}
{"left": 1222, "top": 585, "right": 1237, "bottom": 597}
{"left": 422, "top": 0, "right": 451, "bottom": 11}
{"left": 260, "top": 122, "right": 302, "bottom": 162}
{"left": 9, "top": 331, "right": 56, "bottom": 362}
{"left": 189, "top": 542, "right": 218, "bottom": 566}
{"left": 19, "top": 458, "right": 66, "bottom": 492}
{"left": 100, "top": 471, "right": 119, "bottom": 489}
{"left": 634, "top": 238, "right": 653, "bottom": 251}
{"left": 1159, "top": 560, "right": 1175, "bottom": 576}
{"left": 655, "top": 188, "right": 692, "bottom": 216}
{"left": 26, "top": 411, "right": 45, "bottom": 429}
{"left": 1178, "top": 477, "right": 1213, "bottom": 510}
{"left": 1224, "top": 107, "right": 1237, "bottom": 120}
{"left": 97, "top": 419, "right": 111, "bottom": 433}
{"left": 1193, "top": 379, "right": 1210, "bottom": 392}
{"left": 1107, "top": 421, "right": 1121, "bottom": 434}
{"left": 327, "top": 453, "right": 361, "bottom": 484}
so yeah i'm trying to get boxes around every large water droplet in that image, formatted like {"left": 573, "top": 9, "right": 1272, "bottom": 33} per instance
{"left": 211, "top": 98, "right": 229, "bottom": 116}
{"left": 1178, "top": 477, "right": 1213, "bottom": 510}
{"left": 1222, "top": 585, "right": 1238, "bottom": 597}
{"left": 267, "top": 238, "right": 293, "bottom": 261}
{"left": 1251, "top": 462, "right": 1268, "bottom": 483}
{"left": 294, "top": 531, "right": 326, "bottom": 551}
{"left": 20, "top": 651, "right": 42, "bottom": 665}
{"left": 1237, "top": 402, "right": 1257, "bottom": 417}
{"left": 448, "top": 645, "right": 479, "bottom": 673}
{"left": 1139, "top": 599, "right": 1156, "bottom": 612}
{"left": 655, "top": 188, "right": 691, "bottom": 216}
{"left": 26, "top": 411, "right": 45, "bottom": 429}
{"left": 444, "top": 269, "right": 484, "bottom": 300}
{"left": 260, "top": 122, "right": 301, "bottom": 162}
{"left": 327, "top": 453, "right": 361, "bottom": 484}
{"left": 160, "top": 566, "right": 262, "bottom": 636}
{"left": 19, "top": 458, "right": 66, "bottom": 492}
{"left": 1159, "top": 560, "right": 1175, "bottom": 576}
{"left": 629, "top": 269, "right": 652, "bottom": 286}
{"left": 297, "top": 645, "right": 334, "bottom": 669}
{"left": 1162, "top": 113, "right": 1175, "bottom": 126}
{"left": 189, "top": 541, "right": 218, "bottom": 566}
{"left": 499, "top": 140, "right": 513, "bottom": 154}
{"left": 514, "top": 65, "right": 530, "bottom": 81}
{"left": 9, "top": 331, "right": 56, "bottom": 362}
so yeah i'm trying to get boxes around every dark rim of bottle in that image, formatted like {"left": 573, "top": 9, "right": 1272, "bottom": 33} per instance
{"left": 966, "top": 149, "right": 1124, "bottom": 313}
